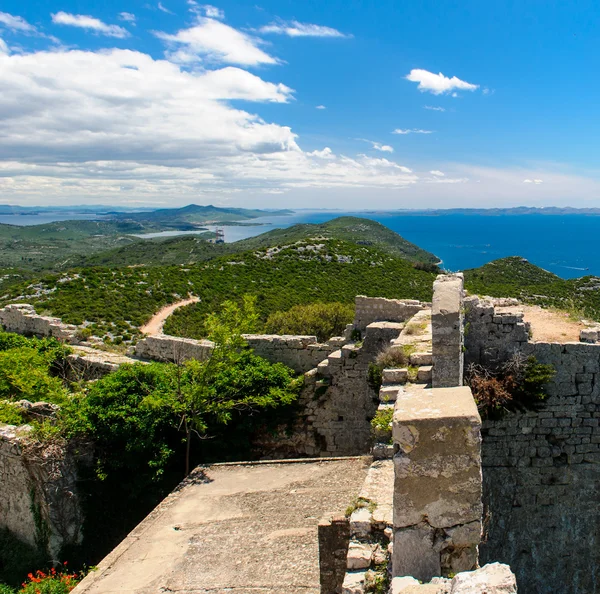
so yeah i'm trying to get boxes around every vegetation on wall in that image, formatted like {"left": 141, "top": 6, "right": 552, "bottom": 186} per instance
{"left": 264, "top": 302, "right": 354, "bottom": 342}
{"left": 465, "top": 353, "right": 555, "bottom": 419}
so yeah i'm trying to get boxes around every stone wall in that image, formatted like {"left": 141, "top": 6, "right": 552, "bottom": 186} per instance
{"left": 463, "top": 296, "right": 530, "bottom": 369}
{"left": 479, "top": 339, "right": 600, "bottom": 594}
{"left": 392, "top": 385, "right": 482, "bottom": 582}
{"left": 0, "top": 424, "right": 86, "bottom": 561}
{"left": 257, "top": 322, "right": 402, "bottom": 458}
{"left": 0, "top": 304, "right": 79, "bottom": 343}
{"left": 353, "top": 296, "right": 426, "bottom": 332}
{"left": 431, "top": 274, "right": 464, "bottom": 388}
{"left": 135, "top": 333, "right": 338, "bottom": 374}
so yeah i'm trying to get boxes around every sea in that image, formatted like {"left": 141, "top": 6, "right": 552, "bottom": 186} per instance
{"left": 2, "top": 210, "right": 600, "bottom": 280}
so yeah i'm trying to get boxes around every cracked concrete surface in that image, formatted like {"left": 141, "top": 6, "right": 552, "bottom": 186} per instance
{"left": 73, "top": 458, "right": 370, "bottom": 594}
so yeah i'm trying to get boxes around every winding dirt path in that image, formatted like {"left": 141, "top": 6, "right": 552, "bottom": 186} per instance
{"left": 140, "top": 296, "right": 199, "bottom": 335}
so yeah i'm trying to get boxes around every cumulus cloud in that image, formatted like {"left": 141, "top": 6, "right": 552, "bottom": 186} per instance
{"left": 430, "top": 170, "right": 445, "bottom": 177}
{"left": 523, "top": 179, "right": 543, "bottom": 184}
{"left": 0, "top": 11, "right": 36, "bottom": 33}
{"left": 406, "top": 69, "right": 478, "bottom": 95}
{"left": 259, "top": 21, "right": 350, "bottom": 38}
{"left": 51, "top": 12, "right": 130, "bottom": 38}
{"left": 309, "top": 147, "right": 334, "bottom": 159}
{"left": 0, "top": 47, "right": 424, "bottom": 202}
{"left": 0, "top": 37, "right": 8, "bottom": 54}
{"left": 118, "top": 12, "right": 136, "bottom": 23}
{"left": 155, "top": 17, "right": 277, "bottom": 65}
{"left": 393, "top": 128, "right": 433, "bottom": 135}
{"left": 315, "top": 105, "right": 326, "bottom": 109}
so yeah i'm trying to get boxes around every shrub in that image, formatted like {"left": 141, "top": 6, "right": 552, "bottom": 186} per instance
{"left": 19, "top": 567, "right": 80, "bottom": 594}
{"left": 0, "top": 401, "right": 24, "bottom": 426}
{"left": 466, "top": 354, "right": 555, "bottom": 419}
{"left": 0, "top": 348, "right": 68, "bottom": 405}
{"left": 264, "top": 302, "right": 354, "bottom": 342}
{"left": 374, "top": 345, "right": 413, "bottom": 369}
{"left": 370, "top": 407, "right": 393, "bottom": 443}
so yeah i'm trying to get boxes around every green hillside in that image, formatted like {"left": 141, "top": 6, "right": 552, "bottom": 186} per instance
{"left": 78, "top": 216, "right": 438, "bottom": 268}
{"left": 110, "top": 204, "right": 293, "bottom": 227}
{"left": 0, "top": 238, "right": 437, "bottom": 339}
{"left": 464, "top": 256, "right": 600, "bottom": 319}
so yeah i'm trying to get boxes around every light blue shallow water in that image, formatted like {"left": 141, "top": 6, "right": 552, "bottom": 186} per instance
{"left": 3, "top": 210, "right": 600, "bottom": 279}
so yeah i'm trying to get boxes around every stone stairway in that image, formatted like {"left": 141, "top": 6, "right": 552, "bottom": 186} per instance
{"left": 372, "top": 309, "right": 434, "bottom": 461}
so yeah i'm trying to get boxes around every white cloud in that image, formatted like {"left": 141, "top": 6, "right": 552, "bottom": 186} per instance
{"left": 430, "top": 170, "right": 445, "bottom": 177}
{"left": 199, "top": 4, "right": 225, "bottom": 19}
{"left": 157, "top": 2, "right": 175, "bottom": 15}
{"left": 119, "top": 12, "right": 136, "bottom": 23}
{"left": 51, "top": 12, "right": 130, "bottom": 38}
{"left": 0, "top": 47, "right": 425, "bottom": 203}
{"left": 309, "top": 147, "right": 334, "bottom": 159}
{"left": 0, "top": 11, "right": 36, "bottom": 33}
{"left": 315, "top": 105, "right": 326, "bottom": 109}
{"left": 155, "top": 17, "right": 277, "bottom": 66}
{"left": 0, "top": 37, "right": 8, "bottom": 54}
{"left": 406, "top": 69, "right": 479, "bottom": 95}
{"left": 523, "top": 179, "right": 543, "bottom": 184}
{"left": 393, "top": 128, "right": 433, "bottom": 135}
{"left": 359, "top": 139, "right": 393, "bottom": 152}
{"left": 424, "top": 105, "right": 446, "bottom": 112}
{"left": 259, "top": 21, "right": 350, "bottom": 38}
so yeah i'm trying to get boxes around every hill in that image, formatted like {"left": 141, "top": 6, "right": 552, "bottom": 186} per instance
{"left": 464, "top": 256, "right": 600, "bottom": 319}
{"left": 0, "top": 205, "right": 292, "bottom": 271}
{"left": 78, "top": 216, "right": 439, "bottom": 268}
{"left": 110, "top": 204, "right": 293, "bottom": 228}
{"left": 0, "top": 238, "right": 437, "bottom": 339}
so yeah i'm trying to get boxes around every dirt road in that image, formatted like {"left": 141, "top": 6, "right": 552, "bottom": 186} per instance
{"left": 140, "top": 296, "right": 199, "bottom": 335}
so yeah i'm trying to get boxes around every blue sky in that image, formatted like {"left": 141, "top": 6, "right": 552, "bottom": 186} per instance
{"left": 1, "top": 0, "right": 599, "bottom": 208}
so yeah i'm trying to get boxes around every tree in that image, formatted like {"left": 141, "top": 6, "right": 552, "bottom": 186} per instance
{"left": 171, "top": 296, "right": 300, "bottom": 475}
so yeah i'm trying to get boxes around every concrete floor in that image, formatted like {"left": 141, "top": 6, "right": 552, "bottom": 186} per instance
{"left": 72, "top": 458, "right": 371, "bottom": 594}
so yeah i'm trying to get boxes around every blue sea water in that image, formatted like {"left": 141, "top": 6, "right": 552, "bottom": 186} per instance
{"left": 214, "top": 211, "right": 600, "bottom": 280}
{"left": 3, "top": 209, "right": 600, "bottom": 279}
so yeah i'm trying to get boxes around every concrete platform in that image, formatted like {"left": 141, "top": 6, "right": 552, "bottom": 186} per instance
{"left": 73, "top": 457, "right": 371, "bottom": 594}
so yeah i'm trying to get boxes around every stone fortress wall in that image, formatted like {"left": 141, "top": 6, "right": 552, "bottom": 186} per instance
{"left": 0, "top": 424, "right": 86, "bottom": 562}
{"left": 464, "top": 296, "right": 600, "bottom": 593}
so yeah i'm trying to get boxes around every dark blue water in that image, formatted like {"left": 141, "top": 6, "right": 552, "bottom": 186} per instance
{"left": 218, "top": 211, "right": 600, "bottom": 280}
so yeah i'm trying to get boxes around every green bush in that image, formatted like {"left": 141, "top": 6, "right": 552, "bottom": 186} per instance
{"left": 264, "top": 302, "right": 354, "bottom": 342}
{"left": 0, "top": 348, "right": 68, "bottom": 405}
{"left": 19, "top": 567, "right": 80, "bottom": 593}
{"left": 370, "top": 407, "right": 393, "bottom": 443}
{"left": 0, "top": 401, "right": 24, "bottom": 426}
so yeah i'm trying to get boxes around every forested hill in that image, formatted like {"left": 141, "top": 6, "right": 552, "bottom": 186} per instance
{"left": 464, "top": 256, "right": 600, "bottom": 319}
{"left": 77, "top": 216, "right": 439, "bottom": 268}
{"left": 0, "top": 237, "right": 438, "bottom": 339}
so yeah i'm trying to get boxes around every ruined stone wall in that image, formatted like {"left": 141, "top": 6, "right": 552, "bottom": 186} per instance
{"left": 135, "top": 333, "right": 338, "bottom": 374}
{"left": 353, "top": 296, "right": 426, "bottom": 332}
{"left": 257, "top": 322, "right": 400, "bottom": 458}
{"left": 0, "top": 304, "right": 79, "bottom": 343}
{"left": 463, "top": 296, "right": 530, "bottom": 369}
{"left": 479, "top": 339, "right": 600, "bottom": 594}
{"left": 0, "top": 424, "right": 86, "bottom": 561}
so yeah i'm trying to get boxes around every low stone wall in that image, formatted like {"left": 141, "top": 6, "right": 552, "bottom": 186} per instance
{"left": 480, "top": 339, "right": 600, "bottom": 594}
{"left": 0, "top": 304, "right": 78, "bottom": 343}
{"left": 463, "top": 296, "right": 530, "bottom": 368}
{"left": 353, "top": 296, "right": 425, "bottom": 332}
{"left": 135, "top": 333, "right": 338, "bottom": 374}
{"left": 0, "top": 424, "right": 87, "bottom": 561}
